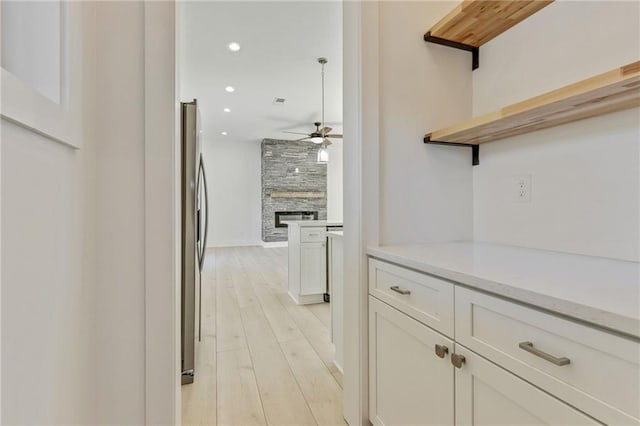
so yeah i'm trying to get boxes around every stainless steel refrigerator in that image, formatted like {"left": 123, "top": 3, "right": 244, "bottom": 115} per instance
{"left": 181, "top": 99, "right": 208, "bottom": 385}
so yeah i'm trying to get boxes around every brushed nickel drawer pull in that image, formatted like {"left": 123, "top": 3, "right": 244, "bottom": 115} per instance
{"left": 519, "top": 341, "right": 570, "bottom": 366}
{"left": 390, "top": 285, "right": 411, "bottom": 295}
{"left": 435, "top": 344, "right": 448, "bottom": 359}
{"left": 451, "top": 353, "right": 465, "bottom": 368}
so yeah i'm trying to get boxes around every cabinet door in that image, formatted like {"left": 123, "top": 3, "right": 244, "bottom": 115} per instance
{"left": 300, "top": 242, "right": 326, "bottom": 295}
{"left": 369, "top": 297, "right": 454, "bottom": 426}
{"left": 454, "top": 346, "right": 601, "bottom": 425}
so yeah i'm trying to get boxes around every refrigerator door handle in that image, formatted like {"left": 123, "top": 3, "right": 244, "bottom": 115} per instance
{"left": 196, "top": 180, "right": 202, "bottom": 267}
{"left": 199, "top": 153, "right": 209, "bottom": 271}
{"left": 196, "top": 154, "right": 209, "bottom": 342}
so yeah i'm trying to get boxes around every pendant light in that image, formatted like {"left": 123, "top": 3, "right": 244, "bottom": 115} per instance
{"left": 317, "top": 57, "right": 329, "bottom": 164}
{"left": 317, "top": 145, "right": 329, "bottom": 164}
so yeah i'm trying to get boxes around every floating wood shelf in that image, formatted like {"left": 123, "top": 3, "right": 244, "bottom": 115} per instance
{"left": 270, "top": 191, "right": 326, "bottom": 199}
{"left": 425, "top": 0, "right": 554, "bottom": 70}
{"left": 424, "top": 61, "right": 640, "bottom": 165}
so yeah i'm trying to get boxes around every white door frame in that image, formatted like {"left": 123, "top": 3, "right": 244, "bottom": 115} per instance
{"left": 143, "top": 2, "right": 181, "bottom": 424}
{"left": 141, "top": 1, "right": 380, "bottom": 424}
{"left": 343, "top": 2, "right": 380, "bottom": 425}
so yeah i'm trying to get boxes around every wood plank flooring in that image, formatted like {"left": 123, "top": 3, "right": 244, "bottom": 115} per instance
{"left": 182, "top": 246, "right": 345, "bottom": 426}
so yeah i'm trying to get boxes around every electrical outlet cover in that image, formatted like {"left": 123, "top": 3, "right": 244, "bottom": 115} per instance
{"left": 513, "top": 174, "right": 531, "bottom": 203}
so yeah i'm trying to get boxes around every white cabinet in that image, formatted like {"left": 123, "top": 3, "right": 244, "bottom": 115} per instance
{"left": 287, "top": 223, "right": 327, "bottom": 304}
{"left": 456, "top": 286, "right": 640, "bottom": 424}
{"left": 369, "top": 297, "right": 454, "bottom": 426}
{"left": 454, "top": 346, "right": 600, "bottom": 426}
{"left": 369, "top": 296, "right": 598, "bottom": 426}
{"left": 368, "top": 257, "right": 638, "bottom": 426}
{"left": 300, "top": 242, "right": 326, "bottom": 295}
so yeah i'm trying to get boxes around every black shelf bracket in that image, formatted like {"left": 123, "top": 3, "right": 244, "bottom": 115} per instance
{"left": 424, "top": 32, "right": 479, "bottom": 70}
{"left": 424, "top": 136, "right": 479, "bottom": 166}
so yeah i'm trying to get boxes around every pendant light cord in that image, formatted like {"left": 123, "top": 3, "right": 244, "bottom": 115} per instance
{"left": 321, "top": 61, "right": 325, "bottom": 142}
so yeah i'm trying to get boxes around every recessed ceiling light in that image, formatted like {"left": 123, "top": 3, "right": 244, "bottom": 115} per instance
{"left": 223, "top": 108, "right": 231, "bottom": 112}
{"left": 221, "top": 131, "right": 228, "bottom": 136}
{"left": 227, "top": 42, "right": 241, "bottom": 52}
{"left": 225, "top": 86, "right": 235, "bottom": 93}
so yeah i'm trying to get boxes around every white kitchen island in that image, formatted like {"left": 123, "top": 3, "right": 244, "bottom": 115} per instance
{"left": 284, "top": 220, "right": 342, "bottom": 305}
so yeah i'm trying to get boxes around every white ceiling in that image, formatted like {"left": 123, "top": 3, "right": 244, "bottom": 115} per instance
{"left": 179, "top": 1, "right": 343, "bottom": 144}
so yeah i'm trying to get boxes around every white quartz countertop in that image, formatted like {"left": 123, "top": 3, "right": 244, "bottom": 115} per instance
{"left": 282, "top": 220, "right": 343, "bottom": 227}
{"left": 327, "top": 230, "right": 343, "bottom": 238}
{"left": 367, "top": 242, "right": 640, "bottom": 338}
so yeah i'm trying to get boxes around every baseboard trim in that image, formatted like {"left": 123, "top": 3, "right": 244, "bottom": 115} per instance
{"left": 261, "top": 241, "right": 288, "bottom": 248}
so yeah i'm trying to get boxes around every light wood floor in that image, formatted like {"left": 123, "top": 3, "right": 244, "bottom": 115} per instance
{"left": 182, "top": 246, "right": 345, "bottom": 426}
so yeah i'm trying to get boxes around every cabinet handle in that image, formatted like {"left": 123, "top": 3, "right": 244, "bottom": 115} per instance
{"left": 435, "top": 344, "right": 448, "bottom": 358}
{"left": 390, "top": 285, "right": 411, "bottom": 295}
{"left": 518, "top": 341, "right": 570, "bottom": 366}
{"left": 451, "top": 353, "right": 465, "bottom": 369}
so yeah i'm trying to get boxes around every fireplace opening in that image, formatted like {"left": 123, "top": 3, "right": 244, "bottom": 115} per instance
{"left": 275, "top": 211, "right": 318, "bottom": 228}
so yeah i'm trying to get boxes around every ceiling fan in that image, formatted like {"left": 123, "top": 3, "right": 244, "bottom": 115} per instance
{"left": 282, "top": 121, "right": 342, "bottom": 145}
{"left": 282, "top": 57, "right": 342, "bottom": 148}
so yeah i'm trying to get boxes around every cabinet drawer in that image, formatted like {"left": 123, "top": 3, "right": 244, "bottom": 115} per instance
{"left": 369, "top": 258, "right": 454, "bottom": 337}
{"left": 456, "top": 286, "right": 640, "bottom": 425}
{"left": 300, "top": 227, "right": 326, "bottom": 243}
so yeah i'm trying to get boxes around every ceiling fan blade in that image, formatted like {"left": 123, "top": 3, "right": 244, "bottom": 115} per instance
{"left": 326, "top": 134, "right": 343, "bottom": 139}
{"left": 323, "top": 138, "right": 333, "bottom": 146}
{"left": 321, "top": 127, "right": 333, "bottom": 135}
{"left": 282, "top": 131, "right": 311, "bottom": 136}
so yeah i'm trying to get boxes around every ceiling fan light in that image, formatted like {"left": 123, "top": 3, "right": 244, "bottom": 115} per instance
{"left": 310, "top": 136, "right": 324, "bottom": 144}
{"left": 317, "top": 146, "right": 329, "bottom": 164}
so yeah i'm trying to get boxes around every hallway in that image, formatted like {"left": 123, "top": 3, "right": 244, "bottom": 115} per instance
{"left": 182, "top": 246, "right": 345, "bottom": 426}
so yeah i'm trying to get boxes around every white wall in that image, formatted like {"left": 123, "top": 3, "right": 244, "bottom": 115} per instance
{"left": 144, "top": 3, "right": 181, "bottom": 423}
{"left": 472, "top": 1, "right": 640, "bottom": 262}
{"left": 327, "top": 140, "right": 344, "bottom": 222}
{"left": 90, "top": 2, "right": 148, "bottom": 422}
{"left": 378, "top": 1, "right": 473, "bottom": 245}
{"left": 201, "top": 138, "right": 262, "bottom": 247}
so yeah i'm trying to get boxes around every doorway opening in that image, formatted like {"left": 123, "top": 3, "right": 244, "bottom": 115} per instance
{"left": 177, "top": 2, "right": 346, "bottom": 424}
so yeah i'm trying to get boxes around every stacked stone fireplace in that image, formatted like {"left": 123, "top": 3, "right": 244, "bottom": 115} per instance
{"left": 261, "top": 138, "right": 327, "bottom": 242}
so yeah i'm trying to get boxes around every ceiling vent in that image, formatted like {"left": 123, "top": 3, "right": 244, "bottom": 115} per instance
{"left": 273, "top": 97, "right": 286, "bottom": 105}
